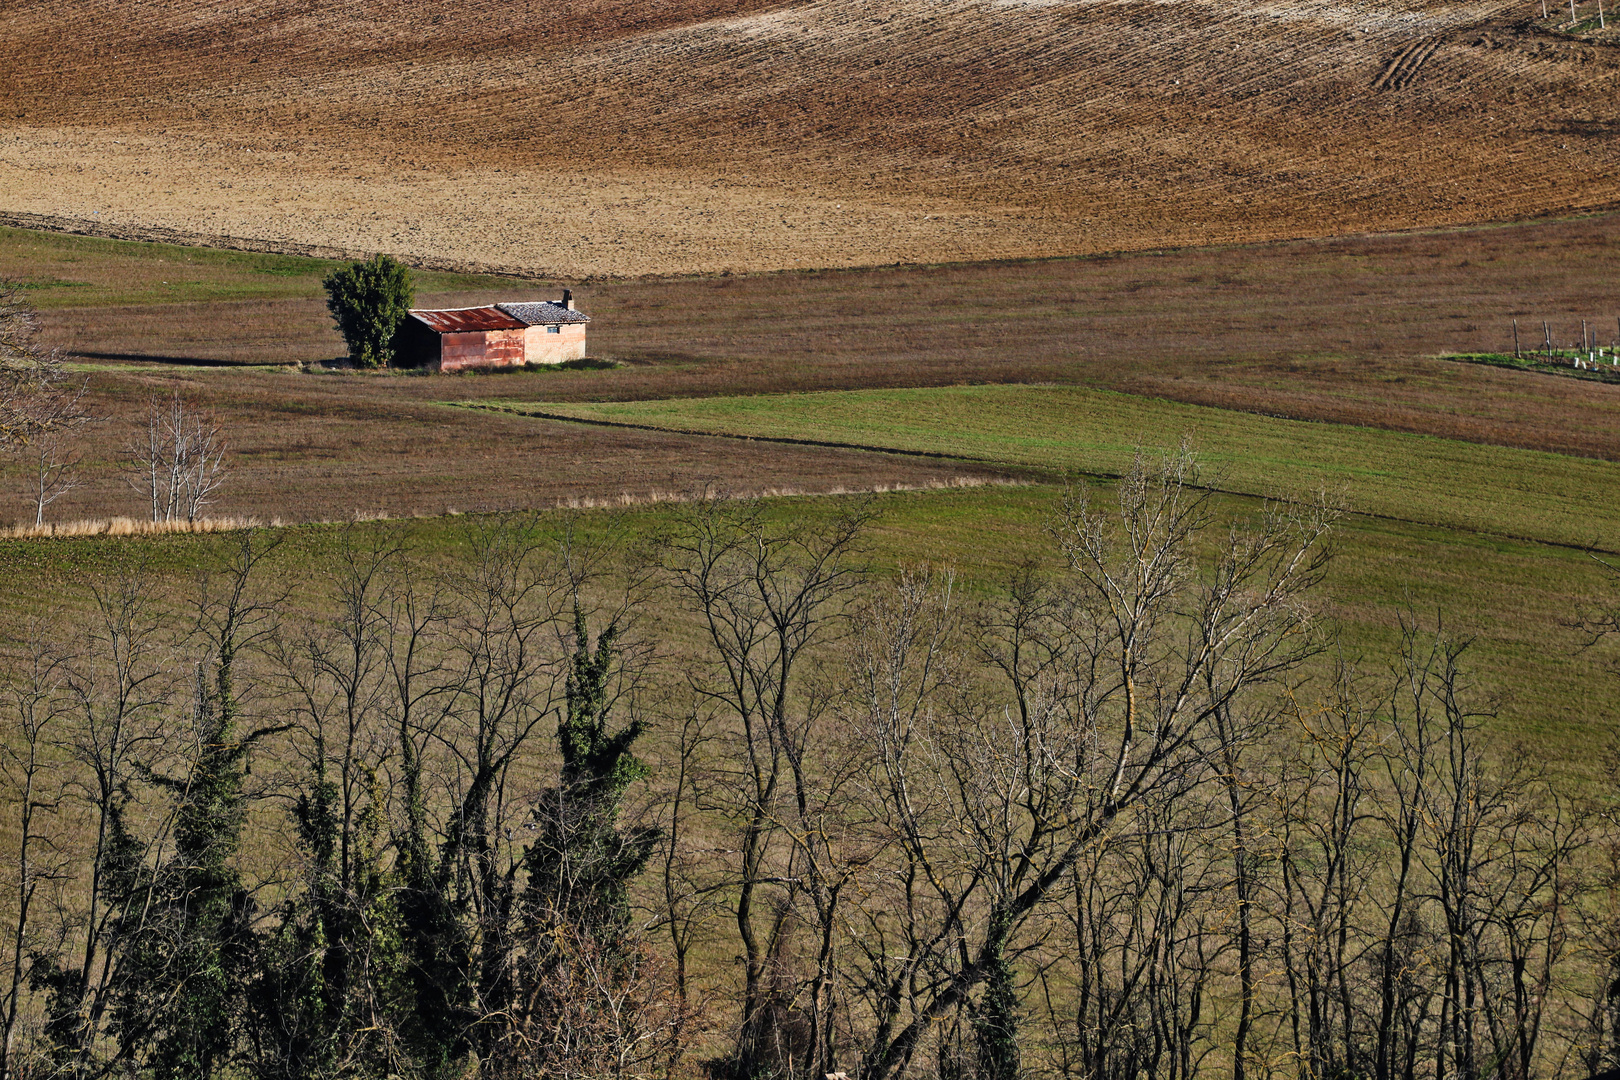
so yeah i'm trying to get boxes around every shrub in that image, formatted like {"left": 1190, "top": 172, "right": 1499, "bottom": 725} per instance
{"left": 321, "top": 254, "right": 414, "bottom": 368}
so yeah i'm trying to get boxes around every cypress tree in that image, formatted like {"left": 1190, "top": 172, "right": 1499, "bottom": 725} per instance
{"left": 104, "top": 529, "right": 286, "bottom": 1078}
{"left": 113, "top": 662, "right": 258, "bottom": 1079}
{"left": 527, "top": 605, "right": 656, "bottom": 933}
{"left": 256, "top": 760, "right": 408, "bottom": 1079}
{"left": 491, "top": 605, "right": 659, "bottom": 1077}
{"left": 394, "top": 697, "right": 474, "bottom": 1076}
{"left": 322, "top": 254, "right": 413, "bottom": 369}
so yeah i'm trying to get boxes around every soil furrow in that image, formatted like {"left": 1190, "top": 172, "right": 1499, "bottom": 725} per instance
{"left": 3, "top": 0, "right": 1615, "bottom": 275}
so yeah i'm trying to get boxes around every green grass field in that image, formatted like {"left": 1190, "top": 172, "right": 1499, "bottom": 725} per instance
{"left": 1, "top": 221, "right": 1615, "bottom": 779}
{"left": 0, "top": 481, "right": 1611, "bottom": 781}
{"left": 0, "top": 225, "right": 526, "bottom": 309}
{"left": 490, "top": 385, "right": 1620, "bottom": 551}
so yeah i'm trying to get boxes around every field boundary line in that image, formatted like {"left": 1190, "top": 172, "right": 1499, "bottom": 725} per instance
{"left": 456, "top": 403, "right": 1620, "bottom": 557}
{"left": 15, "top": 207, "right": 1620, "bottom": 286}
{"left": 0, "top": 211, "right": 553, "bottom": 283}
{"left": 458, "top": 401, "right": 1045, "bottom": 473}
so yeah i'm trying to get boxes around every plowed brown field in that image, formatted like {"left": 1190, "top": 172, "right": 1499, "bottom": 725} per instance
{"left": 3, "top": 0, "right": 1618, "bottom": 275}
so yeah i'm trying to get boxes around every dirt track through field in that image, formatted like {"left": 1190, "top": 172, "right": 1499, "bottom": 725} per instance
{"left": 3, "top": 0, "right": 1619, "bottom": 275}
{"left": 1373, "top": 37, "right": 1442, "bottom": 89}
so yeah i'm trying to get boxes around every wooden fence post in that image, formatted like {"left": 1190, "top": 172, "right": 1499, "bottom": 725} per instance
{"left": 1513, "top": 318, "right": 1521, "bottom": 358}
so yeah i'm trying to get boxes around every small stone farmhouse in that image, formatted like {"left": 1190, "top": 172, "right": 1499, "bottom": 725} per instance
{"left": 395, "top": 291, "right": 590, "bottom": 371}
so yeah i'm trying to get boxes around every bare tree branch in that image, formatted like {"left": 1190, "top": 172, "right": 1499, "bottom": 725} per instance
{"left": 124, "top": 393, "right": 229, "bottom": 523}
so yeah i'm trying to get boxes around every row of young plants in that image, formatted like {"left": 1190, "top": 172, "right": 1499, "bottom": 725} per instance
{"left": 1451, "top": 351, "right": 1620, "bottom": 384}
{"left": 0, "top": 452, "right": 1615, "bottom": 1080}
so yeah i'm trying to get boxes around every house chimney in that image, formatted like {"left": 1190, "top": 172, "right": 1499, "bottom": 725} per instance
{"left": 562, "top": 288, "right": 574, "bottom": 311}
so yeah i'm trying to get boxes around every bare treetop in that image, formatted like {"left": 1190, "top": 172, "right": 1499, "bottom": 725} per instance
{"left": 0, "top": 279, "right": 87, "bottom": 451}
{"left": 125, "top": 392, "right": 230, "bottom": 524}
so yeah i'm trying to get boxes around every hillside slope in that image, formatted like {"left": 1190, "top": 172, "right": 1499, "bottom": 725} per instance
{"left": 3, "top": 0, "right": 1616, "bottom": 274}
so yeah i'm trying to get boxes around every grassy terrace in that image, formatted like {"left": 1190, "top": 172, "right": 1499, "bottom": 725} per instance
{"left": 2, "top": 222, "right": 1616, "bottom": 775}
{"left": 0, "top": 482, "right": 1611, "bottom": 782}
{"left": 436, "top": 384, "right": 1620, "bottom": 771}
{"left": 0, "top": 225, "right": 524, "bottom": 310}
{"left": 485, "top": 384, "right": 1620, "bottom": 550}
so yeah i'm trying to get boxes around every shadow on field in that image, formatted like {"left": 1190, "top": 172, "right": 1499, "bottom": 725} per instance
{"left": 72, "top": 350, "right": 256, "bottom": 367}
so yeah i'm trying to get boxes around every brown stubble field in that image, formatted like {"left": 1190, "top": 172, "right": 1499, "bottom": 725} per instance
{"left": 9, "top": 367, "right": 1011, "bottom": 525}
{"left": 25, "top": 208, "right": 1620, "bottom": 529}
{"left": 3, "top": 0, "right": 1620, "bottom": 276}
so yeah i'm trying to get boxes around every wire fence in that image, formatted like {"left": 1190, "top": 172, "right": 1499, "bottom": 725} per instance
{"left": 1508, "top": 317, "right": 1620, "bottom": 371}
{"left": 1539, "top": 0, "right": 1612, "bottom": 33}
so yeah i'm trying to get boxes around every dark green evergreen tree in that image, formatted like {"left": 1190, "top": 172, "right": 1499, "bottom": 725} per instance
{"left": 394, "top": 690, "right": 475, "bottom": 1077}
{"left": 254, "top": 760, "right": 408, "bottom": 1079}
{"left": 103, "top": 531, "right": 286, "bottom": 1079}
{"left": 255, "top": 758, "right": 341, "bottom": 1078}
{"left": 111, "top": 664, "right": 259, "bottom": 1078}
{"left": 527, "top": 605, "right": 656, "bottom": 932}
{"left": 485, "top": 604, "right": 660, "bottom": 1078}
{"left": 322, "top": 254, "right": 413, "bottom": 369}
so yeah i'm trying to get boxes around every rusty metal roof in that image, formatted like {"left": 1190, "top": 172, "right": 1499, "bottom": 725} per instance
{"left": 496, "top": 301, "right": 591, "bottom": 326}
{"left": 409, "top": 307, "right": 527, "bottom": 333}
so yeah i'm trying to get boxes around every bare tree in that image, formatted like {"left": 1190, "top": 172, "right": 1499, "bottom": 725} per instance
{"left": 500, "top": 924, "right": 687, "bottom": 1080}
{"left": 845, "top": 447, "right": 1336, "bottom": 1080}
{"left": 649, "top": 701, "right": 728, "bottom": 1077}
{"left": 257, "top": 527, "right": 411, "bottom": 1077}
{"left": 663, "top": 491, "right": 876, "bottom": 1078}
{"left": 1272, "top": 658, "right": 1389, "bottom": 1080}
{"left": 30, "top": 437, "right": 84, "bottom": 527}
{"left": 126, "top": 392, "right": 229, "bottom": 523}
{"left": 1266, "top": 621, "right": 1591, "bottom": 1080}
{"left": 1391, "top": 624, "right": 1585, "bottom": 1080}
{"left": 42, "top": 572, "right": 182, "bottom": 1080}
{"left": 829, "top": 565, "right": 961, "bottom": 1080}
{"left": 434, "top": 515, "right": 576, "bottom": 1060}
{"left": 1045, "top": 782, "right": 1230, "bottom": 1080}
{"left": 0, "top": 620, "right": 73, "bottom": 1080}
{"left": 1, "top": 281, "right": 93, "bottom": 524}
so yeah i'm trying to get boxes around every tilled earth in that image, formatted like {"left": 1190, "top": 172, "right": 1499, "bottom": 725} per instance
{"left": 3, "top": 0, "right": 1619, "bottom": 276}
{"left": 0, "top": 365, "right": 1014, "bottom": 526}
